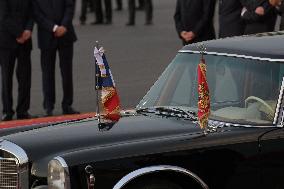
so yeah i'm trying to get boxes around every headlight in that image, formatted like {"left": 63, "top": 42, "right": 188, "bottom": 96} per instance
{"left": 48, "top": 157, "right": 71, "bottom": 189}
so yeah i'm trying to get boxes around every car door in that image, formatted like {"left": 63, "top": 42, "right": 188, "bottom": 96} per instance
{"left": 259, "top": 126, "right": 284, "bottom": 189}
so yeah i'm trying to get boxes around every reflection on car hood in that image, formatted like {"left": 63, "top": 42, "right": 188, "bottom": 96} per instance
{"left": 1, "top": 114, "right": 202, "bottom": 162}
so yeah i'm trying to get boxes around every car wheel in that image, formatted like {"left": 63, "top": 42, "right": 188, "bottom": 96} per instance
{"left": 127, "top": 179, "right": 183, "bottom": 189}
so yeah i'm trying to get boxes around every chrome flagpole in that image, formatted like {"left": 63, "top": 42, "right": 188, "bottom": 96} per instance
{"left": 95, "top": 41, "right": 101, "bottom": 124}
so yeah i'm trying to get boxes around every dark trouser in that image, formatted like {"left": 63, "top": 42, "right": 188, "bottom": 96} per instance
{"left": 116, "top": 0, "right": 122, "bottom": 9}
{"left": 144, "top": 0, "right": 153, "bottom": 23}
{"left": 80, "top": 0, "right": 89, "bottom": 22}
{"left": 128, "top": 0, "right": 136, "bottom": 23}
{"left": 128, "top": 0, "right": 153, "bottom": 23}
{"left": 94, "top": 0, "right": 112, "bottom": 22}
{"left": 0, "top": 46, "right": 31, "bottom": 115}
{"left": 40, "top": 45, "right": 74, "bottom": 111}
{"left": 138, "top": 0, "right": 144, "bottom": 8}
{"left": 80, "top": 0, "right": 96, "bottom": 22}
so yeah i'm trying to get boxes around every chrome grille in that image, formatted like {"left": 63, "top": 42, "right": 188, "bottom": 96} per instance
{"left": 0, "top": 158, "right": 18, "bottom": 189}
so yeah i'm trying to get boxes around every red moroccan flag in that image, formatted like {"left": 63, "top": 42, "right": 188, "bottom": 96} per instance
{"left": 197, "top": 58, "right": 210, "bottom": 129}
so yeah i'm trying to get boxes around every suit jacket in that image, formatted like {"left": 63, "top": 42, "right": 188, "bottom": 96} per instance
{"left": 0, "top": 0, "right": 33, "bottom": 49}
{"left": 219, "top": 0, "right": 245, "bottom": 38}
{"left": 241, "top": 0, "right": 277, "bottom": 34}
{"left": 280, "top": 2, "right": 284, "bottom": 30}
{"left": 33, "top": 0, "right": 77, "bottom": 50}
{"left": 174, "top": 0, "right": 216, "bottom": 44}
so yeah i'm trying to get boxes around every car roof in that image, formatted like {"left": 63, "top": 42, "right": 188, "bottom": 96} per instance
{"left": 180, "top": 31, "right": 284, "bottom": 61}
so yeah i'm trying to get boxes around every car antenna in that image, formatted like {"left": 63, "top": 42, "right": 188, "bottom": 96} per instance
{"left": 94, "top": 41, "right": 101, "bottom": 124}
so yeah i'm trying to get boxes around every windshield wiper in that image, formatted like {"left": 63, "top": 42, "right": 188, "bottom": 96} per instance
{"left": 136, "top": 107, "right": 198, "bottom": 121}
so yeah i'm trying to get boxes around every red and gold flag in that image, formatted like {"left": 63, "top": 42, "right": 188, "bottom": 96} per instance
{"left": 197, "top": 58, "right": 210, "bottom": 129}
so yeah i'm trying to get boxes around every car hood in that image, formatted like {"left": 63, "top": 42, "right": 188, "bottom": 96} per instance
{"left": 1, "top": 114, "right": 202, "bottom": 163}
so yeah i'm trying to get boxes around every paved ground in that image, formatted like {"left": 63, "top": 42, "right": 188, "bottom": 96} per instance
{"left": 5, "top": 0, "right": 279, "bottom": 119}
{"left": 5, "top": 0, "right": 183, "bottom": 118}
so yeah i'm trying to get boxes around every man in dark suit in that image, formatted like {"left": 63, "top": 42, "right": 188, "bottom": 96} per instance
{"left": 241, "top": 0, "right": 277, "bottom": 34}
{"left": 269, "top": 0, "right": 284, "bottom": 30}
{"left": 126, "top": 0, "right": 153, "bottom": 26}
{"left": 219, "top": 0, "right": 245, "bottom": 38}
{"left": 0, "top": 0, "right": 34, "bottom": 121}
{"left": 93, "top": 0, "right": 112, "bottom": 24}
{"left": 33, "top": 0, "right": 79, "bottom": 116}
{"left": 174, "top": 0, "right": 216, "bottom": 45}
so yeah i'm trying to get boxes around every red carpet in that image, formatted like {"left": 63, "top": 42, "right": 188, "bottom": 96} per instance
{"left": 0, "top": 112, "right": 97, "bottom": 129}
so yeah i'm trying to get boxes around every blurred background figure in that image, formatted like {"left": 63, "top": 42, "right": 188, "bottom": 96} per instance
{"left": 94, "top": 0, "right": 112, "bottom": 24}
{"left": 33, "top": 0, "right": 79, "bottom": 116}
{"left": 241, "top": 0, "right": 277, "bottom": 34}
{"left": 116, "top": 0, "right": 123, "bottom": 11}
{"left": 269, "top": 0, "right": 284, "bottom": 30}
{"left": 126, "top": 0, "right": 153, "bottom": 26}
{"left": 137, "top": 0, "right": 145, "bottom": 10}
{"left": 174, "top": 0, "right": 216, "bottom": 45}
{"left": 219, "top": 0, "right": 245, "bottom": 38}
{"left": 0, "top": 0, "right": 34, "bottom": 121}
{"left": 80, "top": 0, "right": 96, "bottom": 25}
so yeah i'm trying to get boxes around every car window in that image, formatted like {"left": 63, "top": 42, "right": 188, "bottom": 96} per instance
{"left": 137, "top": 53, "right": 284, "bottom": 126}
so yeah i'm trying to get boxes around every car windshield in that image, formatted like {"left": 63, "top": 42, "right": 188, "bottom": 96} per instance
{"left": 137, "top": 53, "right": 284, "bottom": 125}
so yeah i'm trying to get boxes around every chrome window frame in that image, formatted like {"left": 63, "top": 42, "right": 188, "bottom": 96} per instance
{"left": 177, "top": 50, "right": 284, "bottom": 128}
{"left": 0, "top": 139, "right": 29, "bottom": 189}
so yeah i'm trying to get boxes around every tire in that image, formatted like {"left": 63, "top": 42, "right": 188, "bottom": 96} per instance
{"left": 126, "top": 178, "right": 183, "bottom": 189}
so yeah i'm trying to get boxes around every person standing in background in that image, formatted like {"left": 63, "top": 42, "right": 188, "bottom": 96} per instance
{"left": 93, "top": 0, "right": 112, "bottom": 24}
{"left": 33, "top": 0, "right": 79, "bottom": 116}
{"left": 174, "top": 0, "right": 216, "bottom": 45}
{"left": 126, "top": 0, "right": 153, "bottom": 26}
{"left": 269, "top": 0, "right": 284, "bottom": 30}
{"left": 241, "top": 0, "right": 277, "bottom": 34}
{"left": 80, "top": 0, "right": 96, "bottom": 25}
{"left": 219, "top": 0, "right": 245, "bottom": 38}
{"left": 0, "top": 0, "right": 34, "bottom": 121}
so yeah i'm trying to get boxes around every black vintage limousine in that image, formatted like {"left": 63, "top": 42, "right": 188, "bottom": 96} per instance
{"left": 1, "top": 32, "right": 284, "bottom": 189}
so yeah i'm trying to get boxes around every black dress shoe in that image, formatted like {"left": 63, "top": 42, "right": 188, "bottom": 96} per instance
{"left": 2, "top": 113, "right": 13, "bottom": 121}
{"left": 45, "top": 109, "right": 53, "bottom": 117}
{"left": 17, "top": 112, "right": 37, "bottom": 120}
{"left": 62, "top": 107, "right": 80, "bottom": 115}
{"left": 126, "top": 22, "right": 135, "bottom": 26}
{"left": 136, "top": 6, "right": 144, "bottom": 10}
{"left": 104, "top": 20, "right": 112, "bottom": 25}
{"left": 145, "top": 21, "right": 153, "bottom": 25}
{"left": 91, "top": 21, "right": 103, "bottom": 25}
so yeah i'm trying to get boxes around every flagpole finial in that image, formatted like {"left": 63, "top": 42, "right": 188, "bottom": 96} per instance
{"left": 196, "top": 43, "right": 206, "bottom": 59}
{"left": 95, "top": 41, "right": 100, "bottom": 49}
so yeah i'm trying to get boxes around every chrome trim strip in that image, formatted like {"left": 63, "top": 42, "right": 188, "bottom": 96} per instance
{"left": 0, "top": 140, "right": 29, "bottom": 189}
{"left": 281, "top": 109, "right": 284, "bottom": 126}
{"left": 178, "top": 50, "right": 284, "bottom": 62}
{"left": 208, "top": 120, "right": 276, "bottom": 129}
{"left": 274, "top": 77, "right": 284, "bottom": 125}
{"left": 54, "top": 156, "right": 69, "bottom": 169}
{"left": 113, "top": 165, "right": 209, "bottom": 189}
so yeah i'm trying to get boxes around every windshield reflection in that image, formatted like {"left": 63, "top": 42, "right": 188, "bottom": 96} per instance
{"left": 137, "top": 53, "right": 284, "bottom": 125}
